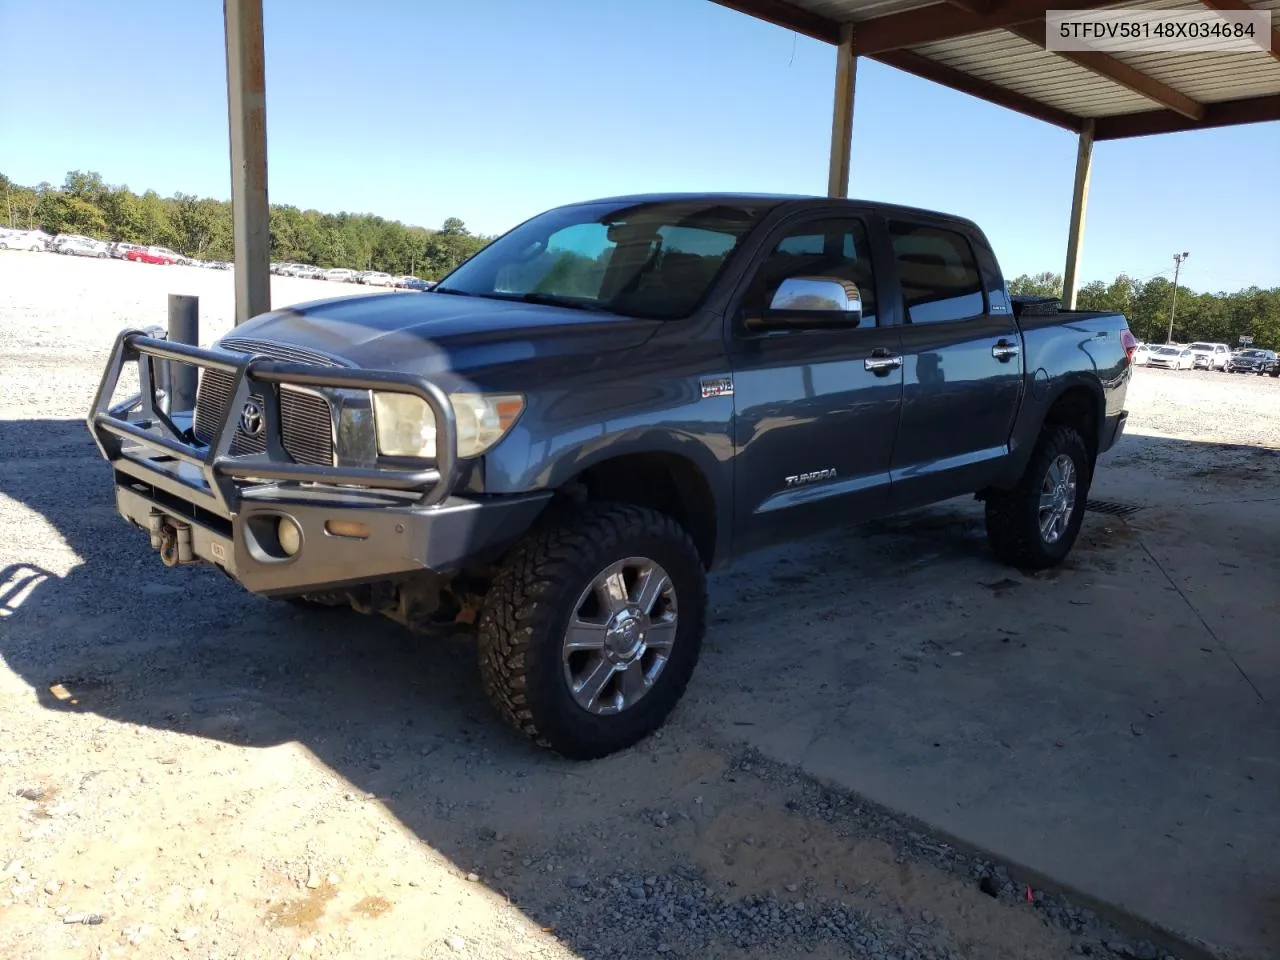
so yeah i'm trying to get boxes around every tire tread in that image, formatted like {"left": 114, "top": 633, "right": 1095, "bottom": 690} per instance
{"left": 477, "top": 502, "right": 706, "bottom": 759}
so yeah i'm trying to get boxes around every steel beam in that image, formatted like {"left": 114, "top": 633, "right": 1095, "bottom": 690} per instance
{"left": 1093, "top": 93, "right": 1280, "bottom": 139}
{"left": 828, "top": 25, "right": 856, "bottom": 198}
{"left": 1006, "top": 23, "right": 1204, "bottom": 120}
{"left": 1062, "top": 120, "right": 1094, "bottom": 310}
{"left": 852, "top": 0, "right": 1115, "bottom": 55}
{"left": 873, "top": 49, "right": 1082, "bottom": 130}
{"left": 224, "top": 0, "right": 271, "bottom": 325}
{"left": 1199, "top": 0, "right": 1280, "bottom": 64}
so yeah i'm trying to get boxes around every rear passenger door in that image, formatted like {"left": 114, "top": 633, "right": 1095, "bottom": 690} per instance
{"left": 885, "top": 217, "right": 1023, "bottom": 509}
{"left": 726, "top": 211, "right": 904, "bottom": 552}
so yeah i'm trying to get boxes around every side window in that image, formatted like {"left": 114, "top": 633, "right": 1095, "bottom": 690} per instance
{"left": 747, "top": 217, "right": 877, "bottom": 328}
{"left": 888, "top": 221, "right": 985, "bottom": 324}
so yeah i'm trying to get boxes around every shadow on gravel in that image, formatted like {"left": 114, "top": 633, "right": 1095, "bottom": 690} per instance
{"left": 2, "top": 418, "right": 1279, "bottom": 959}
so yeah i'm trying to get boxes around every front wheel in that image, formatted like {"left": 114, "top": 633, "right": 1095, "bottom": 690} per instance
{"left": 984, "top": 425, "right": 1090, "bottom": 571}
{"left": 477, "top": 503, "right": 707, "bottom": 760}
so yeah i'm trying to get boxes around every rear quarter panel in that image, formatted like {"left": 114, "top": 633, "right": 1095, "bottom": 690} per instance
{"left": 991, "top": 311, "right": 1131, "bottom": 488}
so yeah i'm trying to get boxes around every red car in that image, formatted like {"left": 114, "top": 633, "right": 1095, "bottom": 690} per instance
{"left": 127, "top": 245, "right": 184, "bottom": 265}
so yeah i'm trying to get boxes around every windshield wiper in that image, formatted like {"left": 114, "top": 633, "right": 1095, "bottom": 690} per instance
{"left": 431, "top": 286, "right": 472, "bottom": 296}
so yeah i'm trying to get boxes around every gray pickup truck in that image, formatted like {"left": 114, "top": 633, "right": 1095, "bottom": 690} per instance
{"left": 89, "top": 193, "right": 1134, "bottom": 758}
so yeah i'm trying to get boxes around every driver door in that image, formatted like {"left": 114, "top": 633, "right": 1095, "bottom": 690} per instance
{"left": 726, "top": 212, "right": 904, "bottom": 553}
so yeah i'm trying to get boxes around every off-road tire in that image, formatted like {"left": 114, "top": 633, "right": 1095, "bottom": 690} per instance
{"left": 984, "top": 425, "right": 1091, "bottom": 571}
{"left": 477, "top": 502, "right": 707, "bottom": 760}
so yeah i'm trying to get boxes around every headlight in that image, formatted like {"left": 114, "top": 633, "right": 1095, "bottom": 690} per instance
{"left": 371, "top": 391, "right": 524, "bottom": 459}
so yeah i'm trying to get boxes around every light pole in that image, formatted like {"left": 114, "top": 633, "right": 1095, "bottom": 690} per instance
{"left": 1165, "top": 251, "right": 1189, "bottom": 344}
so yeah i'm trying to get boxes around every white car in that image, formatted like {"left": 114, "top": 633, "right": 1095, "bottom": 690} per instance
{"left": 323, "top": 268, "right": 357, "bottom": 283}
{"left": 361, "top": 271, "right": 395, "bottom": 287}
{"left": 1146, "top": 344, "right": 1195, "bottom": 370}
{"left": 1187, "top": 341, "right": 1231, "bottom": 371}
{"left": 0, "top": 228, "right": 53, "bottom": 252}
{"left": 54, "top": 235, "right": 110, "bottom": 258}
{"left": 1132, "top": 343, "right": 1152, "bottom": 366}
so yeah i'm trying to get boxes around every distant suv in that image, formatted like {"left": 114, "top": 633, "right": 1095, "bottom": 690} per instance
{"left": 1227, "top": 348, "right": 1278, "bottom": 376}
{"left": 1188, "top": 342, "right": 1230, "bottom": 371}
{"left": 323, "top": 268, "right": 357, "bottom": 283}
{"left": 88, "top": 193, "right": 1134, "bottom": 759}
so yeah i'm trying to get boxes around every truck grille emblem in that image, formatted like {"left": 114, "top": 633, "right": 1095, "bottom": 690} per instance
{"left": 239, "top": 399, "right": 265, "bottom": 437}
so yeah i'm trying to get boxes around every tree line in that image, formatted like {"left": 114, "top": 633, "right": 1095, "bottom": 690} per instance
{"left": 0, "top": 170, "right": 491, "bottom": 280}
{"left": 4, "top": 171, "right": 1276, "bottom": 346}
{"left": 1008, "top": 271, "right": 1280, "bottom": 349}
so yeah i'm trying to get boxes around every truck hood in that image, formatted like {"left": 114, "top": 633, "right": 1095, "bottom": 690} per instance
{"left": 226, "top": 291, "right": 660, "bottom": 376}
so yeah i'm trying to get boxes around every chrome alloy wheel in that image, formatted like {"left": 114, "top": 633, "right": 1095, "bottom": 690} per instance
{"left": 561, "top": 557, "right": 678, "bottom": 715}
{"left": 1039, "top": 454, "right": 1078, "bottom": 544}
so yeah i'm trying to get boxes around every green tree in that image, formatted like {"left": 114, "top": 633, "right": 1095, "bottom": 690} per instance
{"left": 1008, "top": 272, "right": 1063, "bottom": 298}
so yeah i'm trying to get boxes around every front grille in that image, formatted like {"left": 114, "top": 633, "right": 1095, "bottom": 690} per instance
{"left": 192, "top": 339, "right": 345, "bottom": 466}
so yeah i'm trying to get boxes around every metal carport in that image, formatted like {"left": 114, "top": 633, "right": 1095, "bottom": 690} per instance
{"left": 221, "top": 0, "right": 1280, "bottom": 322}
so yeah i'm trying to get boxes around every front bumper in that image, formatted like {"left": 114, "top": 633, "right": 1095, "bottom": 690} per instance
{"left": 89, "top": 330, "right": 550, "bottom": 596}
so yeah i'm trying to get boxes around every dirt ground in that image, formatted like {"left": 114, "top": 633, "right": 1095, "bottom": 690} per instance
{"left": 1, "top": 252, "right": 1275, "bottom": 960}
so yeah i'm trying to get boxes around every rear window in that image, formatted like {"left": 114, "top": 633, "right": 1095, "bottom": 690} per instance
{"left": 887, "top": 221, "right": 985, "bottom": 324}
{"left": 1189, "top": 343, "right": 1212, "bottom": 350}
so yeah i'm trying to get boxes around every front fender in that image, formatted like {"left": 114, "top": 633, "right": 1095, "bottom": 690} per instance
{"left": 481, "top": 387, "right": 736, "bottom": 564}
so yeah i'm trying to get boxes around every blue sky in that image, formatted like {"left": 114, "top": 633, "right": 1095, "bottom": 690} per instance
{"left": 2, "top": 0, "right": 1277, "bottom": 290}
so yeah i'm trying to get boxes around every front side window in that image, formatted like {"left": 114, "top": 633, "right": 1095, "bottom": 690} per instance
{"left": 888, "top": 221, "right": 985, "bottom": 324}
{"left": 436, "top": 200, "right": 770, "bottom": 320}
{"left": 744, "top": 217, "right": 878, "bottom": 327}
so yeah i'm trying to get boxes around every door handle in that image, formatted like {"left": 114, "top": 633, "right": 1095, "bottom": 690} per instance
{"left": 864, "top": 351, "right": 903, "bottom": 374}
{"left": 992, "top": 340, "right": 1020, "bottom": 362}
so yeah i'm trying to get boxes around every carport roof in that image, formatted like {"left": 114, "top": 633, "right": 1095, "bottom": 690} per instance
{"left": 712, "top": 0, "right": 1280, "bottom": 138}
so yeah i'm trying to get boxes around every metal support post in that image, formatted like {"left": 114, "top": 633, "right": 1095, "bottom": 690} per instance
{"left": 1062, "top": 119, "right": 1095, "bottom": 309}
{"left": 225, "top": 0, "right": 271, "bottom": 324}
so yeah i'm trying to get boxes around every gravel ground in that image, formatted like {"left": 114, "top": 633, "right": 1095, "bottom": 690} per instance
{"left": 0, "top": 250, "right": 1250, "bottom": 959}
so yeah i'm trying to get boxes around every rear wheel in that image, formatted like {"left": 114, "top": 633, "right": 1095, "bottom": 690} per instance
{"left": 477, "top": 503, "right": 706, "bottom": 760}
{"left": 984, "top": 425, "right": 1090, "bottom": 571}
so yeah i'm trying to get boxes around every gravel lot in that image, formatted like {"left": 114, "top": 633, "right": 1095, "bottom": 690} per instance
{"left": 3, "top": 251, "right": 1272, "bottom": 959}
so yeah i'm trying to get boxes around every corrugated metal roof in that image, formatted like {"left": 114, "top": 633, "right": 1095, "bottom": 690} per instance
{"left": 913, "top": 31, "right": 1161, "bottom": 117}
{"left": 715, "top": 0, "right": 1280, "bottom": 135}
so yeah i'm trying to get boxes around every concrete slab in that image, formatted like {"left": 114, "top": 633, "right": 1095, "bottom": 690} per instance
{"left": 688, "top": 431, "right": 1280, "bottom": 959}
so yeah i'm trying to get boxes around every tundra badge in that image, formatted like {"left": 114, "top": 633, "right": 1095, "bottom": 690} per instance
{"left": 700, "top": 377, "right": 734, "bottom": 398}
{"left": 785, "top": 468, "right": 836, "bottom": 488}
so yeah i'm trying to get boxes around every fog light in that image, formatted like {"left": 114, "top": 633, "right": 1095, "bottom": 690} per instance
{"left": 277, "top": 517, "right": 302, "bottom": 556}
{"left": 325, "top": 519, "right": 369, "bottom": 540}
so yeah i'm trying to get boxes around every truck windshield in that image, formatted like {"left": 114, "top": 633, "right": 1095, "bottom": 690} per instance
{"left": 434, "top": 200, "right": 771, "bottom": 320}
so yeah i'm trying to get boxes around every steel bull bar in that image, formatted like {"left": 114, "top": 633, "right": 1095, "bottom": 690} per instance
{"left": 86, "top": 329, "right": 462, "bottom": 592}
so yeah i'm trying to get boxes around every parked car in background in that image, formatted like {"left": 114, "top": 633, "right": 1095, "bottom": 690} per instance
{"left": 361, "top": 271, "right": 395, "bottom": 287}
{"left": 54, "top": 235, "right": 110, "bottom": 258}
{"left": 323, "top": 268, "right": 357, "bottom": 283}
{"left": 353, "top": 271, "right": 376, "bottom": 284}
{"left": 0, "top": 228, "right": 53, "bottom": 251}
{"left": 1132, "top": 342, "right": 1152, "bottom": 366}
{"left": 126, "top": 245, "right": 183, "bottom": 265}
{"left": 295, "top": 265, "right": 324, "bottom": 279}
{"left": 1227, "top": 348, "right": 1278, "bottom": 375}
{"left": 109, "top": 241, "right": 144, "bottom": 259}
{"left": 1147, "top": 344, "right": 1195, "bottom": 370}
{"left": 1188, "top": 342, "right": 1231, "bottom": 371}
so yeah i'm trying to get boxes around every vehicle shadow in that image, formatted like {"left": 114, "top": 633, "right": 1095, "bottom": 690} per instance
{"left": 3, "top": 417, "right": 1279, "bottom": 957}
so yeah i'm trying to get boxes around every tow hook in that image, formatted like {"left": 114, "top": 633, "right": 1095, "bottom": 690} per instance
{"left": 158, "top": 524, "right": 180, "bottom": 567}
{"left": 148, "top": 510, "right": 194, "bottom": 566}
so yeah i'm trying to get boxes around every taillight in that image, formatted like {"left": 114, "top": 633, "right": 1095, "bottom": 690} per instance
{"left": 1120, "top": 329, "right": 1138, "bottom": 364}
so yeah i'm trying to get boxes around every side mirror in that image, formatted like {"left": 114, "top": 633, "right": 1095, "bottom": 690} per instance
{"left": 746, "top": 276, "right": 864, "bottom": 331}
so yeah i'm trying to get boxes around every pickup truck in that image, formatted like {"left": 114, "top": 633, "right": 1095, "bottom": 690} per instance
{"left": 88, "top": 193, "right": 1134, "bottom": 759}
